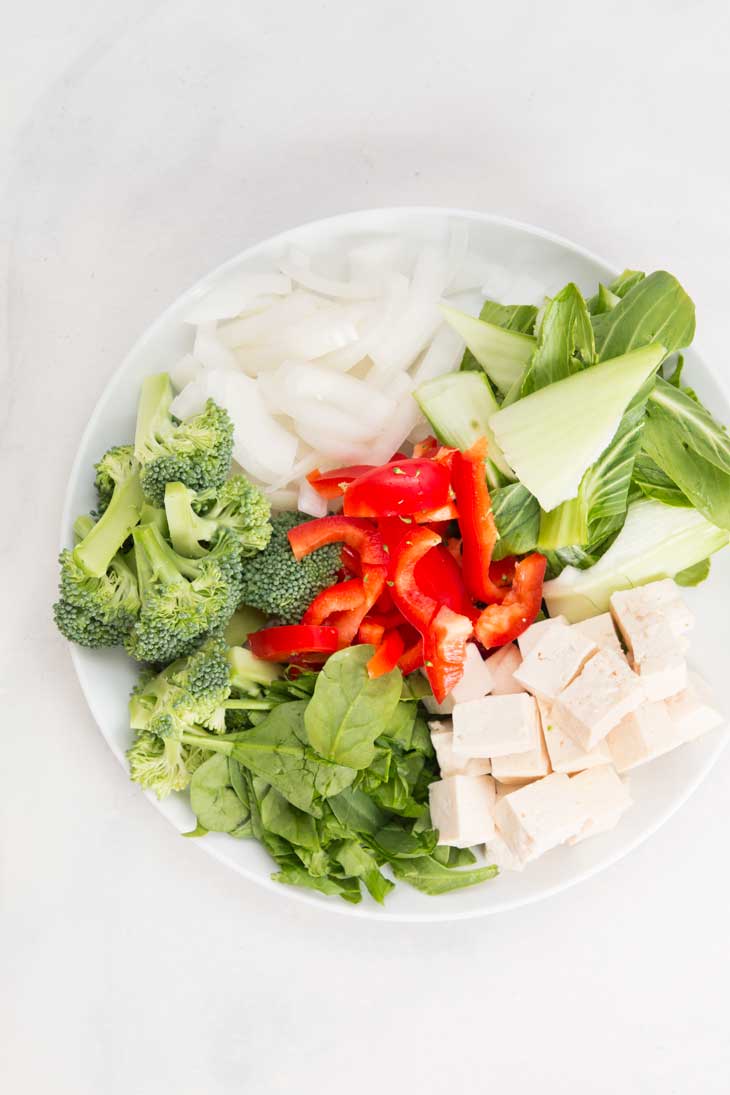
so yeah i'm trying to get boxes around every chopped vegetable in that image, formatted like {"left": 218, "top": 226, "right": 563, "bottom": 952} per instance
{"left": 343, "top": 458, "right": 451, "bottom": 518}
{"left": 450, "top": 438, "right": 504, "bottom": 603}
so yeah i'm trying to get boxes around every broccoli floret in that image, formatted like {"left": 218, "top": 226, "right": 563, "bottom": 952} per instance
{"left": 134, "top": 373, "right": 234, "bottom": 506}
{"left": 127, "top": 730, "right": 208, "bottom": 798}
{"left": 54, "top": 449, "right": 144, "bottom": 647}
{"left": 164, "top": 477, "right": 271, "bottom": 560}
{"left": 124, "top": 523, "right": 241, "bottom": 663}
{"left": 129, "top": 636, "right": 232, "bottom": 736}
{"left": 237, "top": 511, "right": 341, "bottom": 623}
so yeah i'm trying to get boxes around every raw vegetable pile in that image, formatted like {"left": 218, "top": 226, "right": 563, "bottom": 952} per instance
{"left": 54, "top": 232, "right": 730, "bottom": 904}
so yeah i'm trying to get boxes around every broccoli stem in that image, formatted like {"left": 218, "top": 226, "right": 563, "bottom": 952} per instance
{"left": 224, "top": 699, "right": 274, "bottom": 711}
{"left": 164, "top": 482, "right": 213, "bottom": 558}
{"left": 134, "top": 373, "right": 174, "bottom": 460}
{"left": 73, "top": 514, "right": 95, "bottom": 542}
{"left": 73, "top": 472, "right": 144, "bottom": 578}
{"left": 133, "top": 523, "right": 187, "bottom": 588}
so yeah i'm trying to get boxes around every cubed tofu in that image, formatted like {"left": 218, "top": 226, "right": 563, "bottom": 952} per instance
{"left": 571, "top": 613, "right": 625, "bottom": 658}
{"left": 429, "top": 775, "right": 496, "bottom": 847}
{"left": 538, "top": 698, "right": 613, "bottom": 774}
{"left": 452, "top": 693, "right": 540, "bottom": 759}
{"left": 487, "top": 643, "right": 524, "bottom": 695}
{"left": 429, "top": 725, "right": 492, "bottom": 777}
{"left": 421, "top": 644, "right": 494, "bottom": 714}
{"left": 491, "top": 720, "right": 551, "bottom": 783}
{"left": 610, "top": 582, "right": 692, "bottom": 700}
{"left": 513, "top": 625, "right": 597, "bottom": 700}
{"left": 665, "top": 672, "right": 725, "bottom": 743}
{"left": 517, "top": 614, "right": 568, "bottom": 657}
{"left": 484, "top": 832, "right": 527, "bottom": 872}
{"left": 553, "top": 651, "right": 645, "bottom": 751}
{"left": 494, "top": 772, "right": 589, "bottom": 860}
{"left": 495, "top": 778, "right": 535, "bottom": 801}
{"left": 568, "top": 764, "right": 632, "bottom": 844}
{"left": 606, "top": 699, "right": 684, "bottom": 772}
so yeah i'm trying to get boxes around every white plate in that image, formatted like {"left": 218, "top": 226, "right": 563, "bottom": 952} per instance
{"left": 62, "top": 207, "right": 730, "bottom": 921}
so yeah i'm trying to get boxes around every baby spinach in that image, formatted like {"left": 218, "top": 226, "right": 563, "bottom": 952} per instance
{"left": 190, "top": 753, "right": 251, "bottom": 833}
{"left": 388, "top": 856, "right": 499, "bottom": 895}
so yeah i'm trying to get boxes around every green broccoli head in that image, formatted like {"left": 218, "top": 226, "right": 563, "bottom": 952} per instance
{"left": 126, "top": 730, "right": 208, "bottom": 798}
{"left": 164, "top": 476, "right": 272, "bottom": 560}
{"left": 53, "top": 597, "right": 130, "bottom": 647}
{"left": 129, "top": 636, "right": 231, "bottom": 737}
{"left": 237, "top": 511, "right": 341, "bottom": 623}
{"left": 134, "top": 374, "right": 234, "bottom": 506}
{"left": 94, "top": 444, "right": 136, "bottom": 515}
{"left": 124, "top": 524, "right": 240, "bottom": 663}
{"left": 58, "top": 548, "right": 140, "bottom": 634}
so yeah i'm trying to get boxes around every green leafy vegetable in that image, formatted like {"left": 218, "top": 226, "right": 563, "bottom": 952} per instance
{"left": 189, "top": 753, "right": 250, "bottom": 833}
{"left": 675, "top": 558, "right": 711, "bottom": 587}
{"left": 592, "top": 271, "right": 695, "bottom": 362}
{"left": 477, "top": 299, "right": 538, "bottom": 333}
{"left": 521, "top": 283, "right": 596, "bottom": 394}
{"left": 491, "top": 482, "right": 540, "bottom": 560}
{"left": 632, "top": 453, "right": 690, "bottom": 507}
{"left": 441, "top": 304, "right": 535, "bottom": 395}
{"left": 388, "top": 856, "right": 498, "bottom": 895}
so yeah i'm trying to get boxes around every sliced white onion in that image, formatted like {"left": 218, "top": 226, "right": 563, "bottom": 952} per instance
{"left": 368, "top": 247, "right": 448, "bottom": 382}
{"left": 193, "top": 323, "right": 239, "bottom": 371}
{"left": 267, "top": 488, "right": 300, "bottom": 511}
{"left": 271, "top": 361, "right": 395, "bottom": 432}
{"left": 169, "top": 353, "right": 202, "bottom": 392}
{"left": 279, "top": 249, "right": 382, "bottom": 300}
{"left": 263, "top": 450, "right": 322, "bottom": 494}
{"left": 411, "top": 324, "right": 465, "bottom": 385}
{"left": 292, "top": 399, "right": 379, "bottom": 443}
{"left": 184, "top": 273, "right": 291, "bottom": 324}
{"left": 348, "top": 237, "right": 405, "bottom": 282}
{"left": 367, "top": 375, "right": 423, "bottom": 464}
{"left": 170, "top": 378, "right": 209, "bottom": 420}
{"left": 297, "top": 477, "right": 329, "bottom": 518}
{"left": 218, "top": 291, "right": 323, "bottom": 348}
{"left": 293, "top": 420, "right": 372, "bottom": 463}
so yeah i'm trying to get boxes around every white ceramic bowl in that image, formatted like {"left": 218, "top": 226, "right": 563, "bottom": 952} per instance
{"left": 62, "top": 207, "right": 730, "bottom": 921}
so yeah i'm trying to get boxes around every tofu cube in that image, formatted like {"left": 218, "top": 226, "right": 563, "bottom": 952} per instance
{"left": 610, "top": 581, "right": 693, "bottom": 700}
{"left": 513, "top": 625, "right": 597, "bottom": 700}
{"left": 429, "top": 775, "right": 496, "bottom": 847}
{"left": 517, "top": 615, "right": 568, "bottom": 657}
{"left": 606, "top": 699, "right": 684, "bottom": 772}
{"left": 494, "top": 772, "right": 589, "bottom": 860}
{"left": 538, "top": 698, "right": 613, "bottom": 774}
{"left": 421, "top": 643, "right": 493, "bottom": 714}
{"left": 491, "top": 720, "right": 551, "bottom": 783}
{"left": 452, "top": 693, "right": 540, "bottom": 759}
{"left": 487, "top": 643, "right": 524, "bottom": 695}
{"left": 571, "top": 613, "right": 625, "bottom": 658}
{"left": 429, "top": 725, "right": 492, "bottom": 777}
{"left": 484, "top": 832, "right": 527, "bottom": 872}
{"left": 568, "top": 764, "right": 632, "bottom": 844}
{"left": 495, "top": 778, "right": 535, "bottom": 801}
{"left": 553, "top": 650, "right": 645, "bottom": 751}
{"left": 665, "top": 672, "right": 725, "bottom": 743}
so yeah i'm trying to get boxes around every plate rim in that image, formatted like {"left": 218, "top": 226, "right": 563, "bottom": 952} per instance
{"left": 61, "top": 205, "right": 730, "bottom": 922}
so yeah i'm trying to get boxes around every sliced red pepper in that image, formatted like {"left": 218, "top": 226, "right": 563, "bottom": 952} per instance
{"left": 303, "top": 579, "right": 365, "bottom": 626}
{"left": 288, "top": 516, "right": 388, "bottom": 566}
{"left": 412, "top": 436, "right": 439, "bottom": 459}
{"left": 475, "top": 553, "right": 547, "bottom": 649}
{"left": 414, "top": 544, "right": 477, "bottom": 620}
{"left": 366, "top": 607, "right": 405, "bottom": 630}
{"left": 398, "top": 637, "right": 424, "bottom": 674}
{"left": 424, "top": 607, "right": 473, "bottom": 703}
{"left": 391, "top": 527, "right": 443, "bottom": 632}
{"left": 367, "top": 629, "right": 405, "bottom": 679}
{"left": 307, "top": 453, "right": 410, "bottom": 499}
{"left": 343, "top": 459, "right": 451, "bottom": 518}
{"left": 340, "top": 545, "right": 362, "bottom": 576}
{"left": 413, "top": 500, "right": 459, "bottom": 523}
{"left": 451, "top": 437, "right": 504, "bottom": 604}
{"left": 249, "top": 624, "right": 340, "bottom": 662}
{"left": 325, "top": 564, "right": 388, "bottom": 646}
{"left": 489, "top": 556, "right": 516, "bottom": 589}
{"left": 358, "top": 618, "right": 385, "bottom": 646}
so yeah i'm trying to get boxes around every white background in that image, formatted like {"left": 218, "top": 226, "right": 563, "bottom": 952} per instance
{"left": 2, "top": 2, "right": 730, "bottom": 1092}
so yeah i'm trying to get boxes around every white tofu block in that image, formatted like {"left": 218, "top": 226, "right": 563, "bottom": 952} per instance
{"left": 553, "top": 651, "right": 645, "bottom": 751}
{"left": 452, "top": 694, "right": 540, "bottom": 759}
{"left": 421, "top": 644, "right": 494, "bottom": 714}
{"left": 487, "top": 643, "right": 524, "bottom": 695}
{"left": 571, "top": 613, "right": 625, "bottom": 658}
{"left": 491, "top": 721, "right": 551, "bottom": 783}
{"left": 429, "top": 775, "right": 496, "bottom": 847}
{"left": 665, "top": 672, "right": 725, "bottom": 743}
{"left": 606, "top": 700, "right": 684, "bottom": 772}
{"left": 610, "top": 580, "right": 694, "bottom": 653}
{"left": 494, "top": 772, "right": 589, "bottom": 860}
{"left": 635, "top": 638, "right": 687, "bottom": 702}
{"left": 568, "top": 764, "right": 632, "bottom": 844}
{"left": 430, "top": 727, "right": 492, "bottom": 777}
{"left": 513, "top": 626, "right": 597, "bottom": 700}
{"left": 517, "top": 614, "right": 568, "bottom": 656}
{"left": 538, "top": 698, "right": 613, "bottom": 774}
{"left": 484, "top": 832, "right": 527, "bottom": 872}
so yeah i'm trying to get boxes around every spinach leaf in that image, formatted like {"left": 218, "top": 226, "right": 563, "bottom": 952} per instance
{"left": 190, "top": 753, "right": 251, "bottom": 833}
{"left": 259, "top": 786, "right": 320, "bottom": 850}
{"left": 491, "top": 482, "right": 540, "bottom": 560}
{"left": 593, "top": 271, "right": 695, "bottom": 361}
{"left": 272, "top": 866, "right": 363, "bottom": 904}
{"left": 328, "top": 786, "right": 389, "bottom": 835}
{"left": 521, "top": 283, "right": 595, "bottom": 394}
{"left": 632, "top": 453, "right": 691, "bottom": 507}
{"left": 304, "top": 646, "right": 402, "bottom": 769}
{"left": 332, "top": 840, "right": 394, "bottom": 904}
{"left": 388, "top": 855, "right": 498, "bottom": 895}
{"left": 409, "top": 715, "right": 434, "bottom": 757}
{"left": 378, "top": 700, "right": 417, "bottom": 751}
{"left": 432, "top": 846, "right": 478, "bottom": 867}
{"left": 373, "top": 823, "right": 439, "bottom": 859}
{"left": 675, "top": 558, "right": 711, "bottom": 587}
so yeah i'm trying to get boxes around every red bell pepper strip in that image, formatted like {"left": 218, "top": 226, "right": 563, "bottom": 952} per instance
{"left": 325, "top": 564, "right": 388, "bottom": 646}
{"left": 412, "top": 436, "right": 439, "bottom": 459}
{"left": 343, "top": 459, "right": 451, "bottom": 518}
{"left": 413, "top": 500, "right": 459, "bottom": 523}
{"left": 358, "top": 618, "right": 385, "bottom": 646}
{"left": 450, "top": 437, "right": 504, "bottom": 604}
{"left": 249, "top": 624, "right": 340, "bottom": 662}
{"left": 302, "top": 578, "right": 365, "bottom": 626}
{"left": 414, "top": 543, "right": 477, "bottom": 620}
{"left": 424, "top": 606, "right": 474, "bottom": 703}
{"left": 288, "top": 516, "right": 388, "bottom": 567}
{"left": 307, "top": 453, "right": 411, "bottom": 499}
{"left": 367, "top": 629, "right": 405, "bottom": 679}
{"left": 475, "top": 553, "right": 547, "bottom": 649}
{"left": 340, "top": 544, "right": 362, "bottom": 576}
{"left": 391, "top": 527, "right": 443, "bottom": 632}
{"left": 398, "top": 637, "right": 424, "bottom": 674}
{"left": 366, "top": 607, "right": 405, "bottom": 630}
{"left": 489, "top": 556, "right": 516, "bottom": 590}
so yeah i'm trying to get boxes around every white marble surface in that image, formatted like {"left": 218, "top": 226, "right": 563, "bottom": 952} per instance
{"left": 3, "top": 2, "right": 730, "bottom": 1092}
